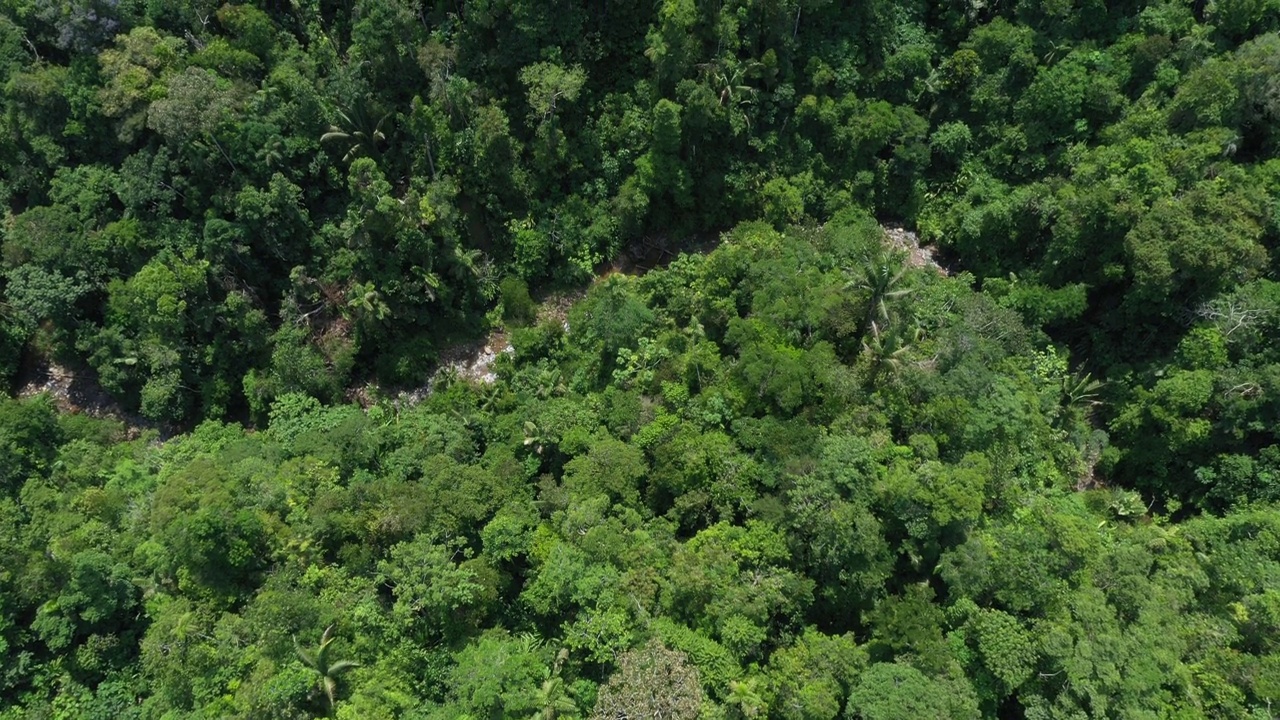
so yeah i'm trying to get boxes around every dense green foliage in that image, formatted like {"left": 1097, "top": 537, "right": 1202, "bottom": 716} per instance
{"left": 2, "top": 217, "right": 1279, "bottom": 718}
{"left": 3, "top": 0, "right": 1280, "bottom": 717}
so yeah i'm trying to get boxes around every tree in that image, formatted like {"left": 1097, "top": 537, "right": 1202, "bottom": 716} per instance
{"left": 446, "top": 630, "right": 550, "bottom": 719}
{"left": 97, "top": 27, "right": 185, "bottom": 141}
{"left": 726, "top": 676, "right": 767, "bottom": 719}
{"left": 519, "top": 63, "right": 586, "bottom": 125}
{"left": 294, "top": 625, "right": 360, "bottom": 714}
{"left": 530, "top": 650, "right": 578, "bottom": 720}
{"left": 4, "top": 264, "right": 91, "bottom": 334}
{"left": 561, "top": 436, "right": 647, "bottom": 507}
{"left": 591, "top": 640, "right": 702, "bottom": 720}
{"left": 846, "top": 663, "right": 979, "bottom": 720}
{"left": 786, "top": 467, "right": 892, "bottom": 622}
{"left": 764, "top": 629, "right": 866, "bottom": 720}
{"left": 322, "top": 105, "right": 391, "bottom": 163}
{"left": 375, "top": 534, "right": 482, "bottom": 641}
{"left": 1124, "top": 179, "right": 1268, "bottom": 308}
{"left": 32, "top": 0, "right": 124, "bottom": 52}
{"left": 86, "top": 251, "right": 212, "bottom": 421}
{"left": 964, "top": 608, "right": 1038, "bottom": 700}
{"left": 644, "top": 0, "right": 700, "bottom": 91}
{"left": 530, "top": 675, "right": 579, "bottom": 720}
{"left": 845, "top": 247, "right": 913, "bottom": 341}
{"left": 698, "top": 57, "right": 761, "bottom": 133}
{"left": 147, "top": 67, "right": 242, "bottom": 148}
{"left": 861, "top": 320, "right": 921, "bottom": 385}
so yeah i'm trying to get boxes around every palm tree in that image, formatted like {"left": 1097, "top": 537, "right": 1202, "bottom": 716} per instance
{"left": 702, "top": 59, "right": 760, "bottom": 108}
{"left": 411, "top": 265, "right": 443, "bottom": 303}
{"left": 1061, "top": 370, "right": 1104, "bottom": 423}
{"left": 294, "top": 625, "right": 360, "bottom": 714}
{"left": 697, "top": 58, "right": 762, "bottom": 132}
{"left": 726, "top": 678, "right": 767, "bottom": 719}
{"left": 345, "top": 282, "right": 391, "bottom": 321}
{"left": 862, "top": 320, "right": 922, "bottom": 385}
{"left": 530, "top": 674, "right": 578, "bottom": 720}
{"left": 478, "top": 383, "right": 504, "bottom": 413}
{"left": 846, "top": 248, "right": 913, "bottom": 341}
{"left": 523, "top": 420, "right": 551, "bottom": 455}
{"left": 321, "top": 105, "right": 391, "bottom": 163}
{"left": 452, "top": 244, "right": 485, "bottom": 280}
{"left": 533, "top": 367, "right": 566, "bottom": 400}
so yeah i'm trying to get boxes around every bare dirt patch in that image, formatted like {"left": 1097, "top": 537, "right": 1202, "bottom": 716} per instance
{"left": 16, "top": 360, "right": 157, "bottom": 438}
{"left": 882, "top": 223, "right": 948, "bottom": 275}
{"left": 535, "top": 287, "right": 587, "bottom": 328}
{"left": 387, "top": 331, "right": 513, "bottom": 408}
{"left": 433, "top": 330, "right": 512, "bottom": 386}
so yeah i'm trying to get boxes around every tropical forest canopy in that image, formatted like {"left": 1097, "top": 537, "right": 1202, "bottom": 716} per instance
{"left": 2, "top": 0, "right": 1280, "bottom": 718}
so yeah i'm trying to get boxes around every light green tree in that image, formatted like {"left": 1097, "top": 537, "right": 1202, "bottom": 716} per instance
{"left": 519, "top": 62, "right": 586, "bottom": 125}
